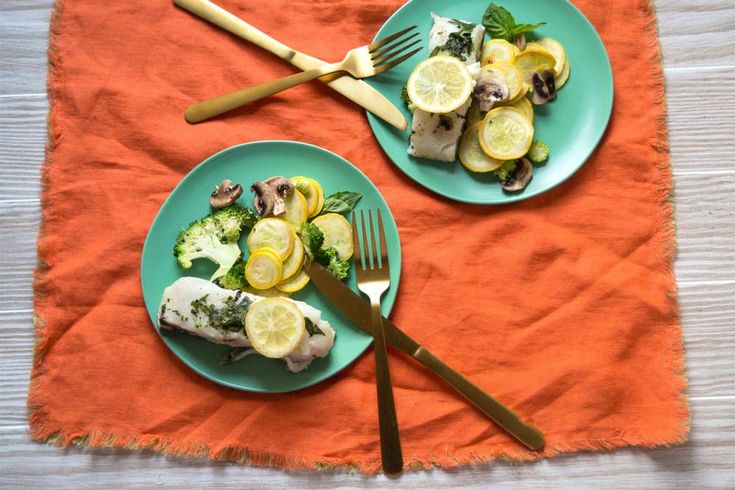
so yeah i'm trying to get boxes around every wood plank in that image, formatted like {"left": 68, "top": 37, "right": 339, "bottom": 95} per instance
{"left": 0, "top": 96, "right": 46, "bottom": 200}
{"left": 0, "top": 0, "right": 734, "bottom": 96}
{"left": 0, "top": 1, "right": 52, "bottom": 96}
{"left": 0, "top": 397, "right": 732, "bottom": 488}
{"left": 2, "top": 279, "right": 733, "bottom": 428}
{"left": 656, "top": 0, "right": 735, "bottom": 68}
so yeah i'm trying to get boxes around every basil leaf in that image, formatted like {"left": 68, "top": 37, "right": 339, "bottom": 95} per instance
{"left": 482, "top": 3, "right": 516, "bottom": 41}
{"left": 321, "top": 191, "right": 362, "bottom": 214}
{"left": 511, "top": 22, "right": 547, "bottom": 36}
{"left": 305, "top": 318, "right": 324, "bottom": 336}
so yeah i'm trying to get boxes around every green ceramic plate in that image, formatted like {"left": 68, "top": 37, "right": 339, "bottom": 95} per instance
{"left": 141, "top": 141, "right": 401, "bottom": 393}
{"left": 366, "top": 0, "right": 613, "bottom": 204}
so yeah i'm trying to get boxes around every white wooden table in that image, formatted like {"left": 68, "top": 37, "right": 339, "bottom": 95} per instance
{"left": 1, "top": 1, "right": 733, "bottom": 487}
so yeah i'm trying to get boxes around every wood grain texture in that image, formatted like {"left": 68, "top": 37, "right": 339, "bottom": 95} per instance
{"left": 0, "top": 398, "right": 732, "bottom": 488}
{"left": 1, "top": 0, "right": 735, "bottom": 487}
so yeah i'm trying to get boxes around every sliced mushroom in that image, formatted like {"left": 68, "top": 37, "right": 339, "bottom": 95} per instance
{"left": 513, "top": 33, "right": 526, "bottom": 51}
{"left": 264, "top": 176, "right": 294, "bottom": 197}
{"left": 210, "top": 179, "right": 243, "bottom": 209}
{"left": 529, "top": 69, "right": 557, "bottom": 105}
{"left": 473, "top": 72, "right": 510, "bottom": 112}
{"left": 250, "top": 181, "right": 280, "bottom": 217}
{"left": 501, "top": 158, "right": 533, "bottom": 192}
{"left": 250, "top": 176, "right": 294, "bottom": 217}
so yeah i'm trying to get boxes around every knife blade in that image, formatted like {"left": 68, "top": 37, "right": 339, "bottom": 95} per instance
{"left": 174, "top": 0, "right": 407, "bottom": 130}
{"left": 304, "top": 261, "right": 545, "bottom": 451}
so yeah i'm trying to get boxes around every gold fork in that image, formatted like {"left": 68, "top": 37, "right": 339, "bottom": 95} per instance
{"left": 352, "top": 209, "right": 403, "bottom": 474}
{"left": 185, "top": 26, "right": 421, "bottom": 124}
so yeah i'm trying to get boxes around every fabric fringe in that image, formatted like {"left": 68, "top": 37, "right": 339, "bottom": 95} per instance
{"left": 27, "top": 0, "right": 689, "bottom": 473}
{"left": 638, "top": 0, "right": 690, "bottom": 442}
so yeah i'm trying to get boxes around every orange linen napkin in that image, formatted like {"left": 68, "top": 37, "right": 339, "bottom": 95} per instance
{"left": 31, "top": 0, "right": 687, "bottom": 472}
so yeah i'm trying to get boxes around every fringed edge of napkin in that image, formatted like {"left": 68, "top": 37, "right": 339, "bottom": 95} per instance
{"left": 27, "top": 0, "right": 688, "bottom": 474}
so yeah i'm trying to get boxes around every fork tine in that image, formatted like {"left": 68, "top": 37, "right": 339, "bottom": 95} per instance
{"left": 372, "top": 39, "right": 422, "bottom": 66}
{"left": 360, "top": 210, "right": 372, "bottom": 269}
{"left": 351, "top": 211, "right": 362, "bottom": 270}
{"left": 369, "top": 25, "right": 417, "bottom": 52}
{"left": 367, "top": 210, "right": 380, "bottom": 269}
{"left": 371, "top": 31, "right": 420, "bottom": 60}
{"left": 373, "top": 48, "right": 422, "bottom": 74}
{"left": 377, "top": 209, "right": 388, "bottom": 268}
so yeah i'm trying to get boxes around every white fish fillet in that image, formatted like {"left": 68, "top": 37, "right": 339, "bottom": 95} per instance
{"left": 407, "top": 13, "right": 484, "bottom": 162}
{"left": 157, "top": 277, "right": 335, "bottom": 373}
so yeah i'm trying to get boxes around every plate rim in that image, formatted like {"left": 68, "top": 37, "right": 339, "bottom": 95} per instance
{"left": 365, "top": 0, "right": 614, "bottom": 205}
{"left": 140, "top": 139, "right": 402, "bottom": 393}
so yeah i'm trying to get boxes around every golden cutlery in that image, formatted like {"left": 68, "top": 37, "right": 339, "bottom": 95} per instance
{"left": 174, "top": 0, "right": 409, "bottom": 130}
{"left": 186, "top": 27, "right": 420, "bottom": 124}
{"left": 351, "top": 209, "right": 403, "bottom": 474}
{"left": 303, "top": 260, "right": 545, "bottom": 451}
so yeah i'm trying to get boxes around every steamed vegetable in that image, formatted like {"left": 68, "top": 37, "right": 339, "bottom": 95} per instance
{"left": 173, "top": 205, "right": 257, "bottom": 280}
{"left": 527, "top": 140, "right": 549, "bottom": 164}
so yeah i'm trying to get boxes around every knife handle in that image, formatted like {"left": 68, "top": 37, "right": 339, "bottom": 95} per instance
{"left": 412, "top": 346, "right": 545, "bottom": 451}
{"left": 174, "top": 0, "right": 295, "bottom": 60}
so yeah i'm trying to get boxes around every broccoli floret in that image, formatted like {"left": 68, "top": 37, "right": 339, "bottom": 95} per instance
{"left": 317, "top": 247, "right": 350, "bottom": 281}
{"left": 212, "top": 205, "right": 258, "bottom": 242}
{"left": 173, "top": 205, "right": 256, "bottom": 281}
{"left": 216, "top": 258, "right": 248, "bottom": 290}
{"left": 297, "top": 222, "right": 325, "bottom": 260}
{"left": 493, "top": 160, "right": 518, "bottom": 182}
{"left": 527, "top": 140, "right": 549, "bottom": 164}
{"left": 297, "top": 222, "right": 350, "bottom": 280}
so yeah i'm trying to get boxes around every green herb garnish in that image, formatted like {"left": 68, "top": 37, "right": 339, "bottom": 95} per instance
{"left": 190, "top": 291, "right": 251, "bottom": 332}
{"left": 320, "top": 191, "right": 362, "bottom": 214}
{"left": 482, "top": 3, "right": 545, "bottom": 41}
{"left": 305, "top": 318, "right": 324, "bottom": 336}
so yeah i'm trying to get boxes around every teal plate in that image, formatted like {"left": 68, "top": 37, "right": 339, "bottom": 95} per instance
{"left": 366, "top": 0, "right": 613, "bottom": 204}
{"left": 141, "top": 141, "right": 401, "bottom": 393}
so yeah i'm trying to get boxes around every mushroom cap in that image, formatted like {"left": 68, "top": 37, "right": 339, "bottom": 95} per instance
{"left": 529, "top": 69, "right": 557, "bottom": 105}
{"left": 501, "top": 158, "right": 533, "bottom": 192}
{"left": 250, "top": 176, "right": 294, "bottom": 217}
{"left": 250, "top": 181, "right": 280, "bottom": 217}
{"left": 473, "top": 72, "right": 510, "bottom": 112}
{"left": 210, "top": 179, "right": 243, "bottom": 209}
{"left": 264, "top": 176, "right": 294, "bottom": 196}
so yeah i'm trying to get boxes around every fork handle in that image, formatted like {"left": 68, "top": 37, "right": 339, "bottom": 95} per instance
{"left": 185, "top": 64, "right": 341, "bottom": 123}
{"left": 370, "top": 299, "right": 403, "bottom": 474}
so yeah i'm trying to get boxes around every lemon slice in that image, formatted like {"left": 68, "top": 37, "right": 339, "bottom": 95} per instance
{"left": 406, "top": 56, "right": 473, "bottom": 114}
{"left": 311, "top": 213, "right": 354, "bottom": 260}
{"left": 247, "top": 218, "right": 295, "bottom": 260}
{"left": 555, "top": 58, "right": 571, "bottom": 89}
{"left": 291, "top": 176, "right": 323, "bottom": 217}
{"left": 276, "top": 268, "right": 311, "bottom": 294}
{"left": 514, "top": 48, "right": 556, "bottom": 81}
{"left": 281, "top": 190, "right": 308, "bottom": 228}
{"left": 478, "top": 106, "right": 534, "bottom": 160}
{"left": 536, "top": 37, "right": 567, "bottom": 77}
{"left": 481, "top": 39, "right": 519, "bottom": 65}
{"left": 458, "top": 123, "right": 506, "bottom": 173}
{"left": 483, "top": 62, "right": 523, "bottom": 101}
{"left": 245, "top": 249, "right": 283, "bottom": 290}
{"left": 245, "top": 298, "right": 305, "bottom": 358}
{"left": 280, "top": 236, "right": 304, "bottom": 281}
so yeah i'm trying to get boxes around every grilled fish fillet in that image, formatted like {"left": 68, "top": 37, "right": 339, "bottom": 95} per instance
{"left": 407, "top": 13, "right": 484, "bottom": 162}
{"left": 158, "top": 277, "right": 335, "bottom": 373}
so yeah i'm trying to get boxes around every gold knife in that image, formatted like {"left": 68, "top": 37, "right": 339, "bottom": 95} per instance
{"left": 304, "top": 260, "right": 545, "bottom": 451}
{"left": 174, "top": 0, "right": 408, "bottom": 130}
